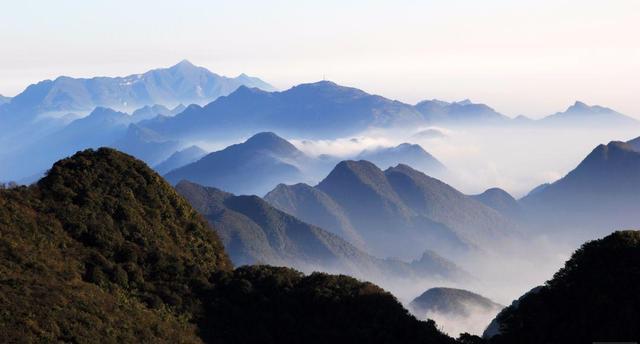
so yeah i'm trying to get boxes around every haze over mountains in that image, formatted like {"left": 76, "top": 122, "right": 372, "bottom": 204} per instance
{"left": 266, "top": 160, "right": 517, "bottom": 260}
{"left": 0, "top": 59, "right": 274, "bottom": 118}
{"left": 154, "top": 145, "right": 208, "bottom": 175}
{"left": 357, "top": 143, "right": 447, "bottom": 177}
{"left": 410, "top": 287, "right": 504, "bottom": 336}
{"left": 175, "top": 180, "right": 469, "bottom": 284}
{"left": 0, "top": 61, "right": 276, "bottom": 181}
{"left": 143, "top": 80, "right": 426, "bottom": 140}
{"left": 541, "top": 101, "right": 638, "bottom": 127}
{"left": 165, "top": 132, "right": 312, "bottom": 195}
{"left": 414, "top": 99, "right": 509, "bottom": 125}
{"left": 1, "top": 60, "right": 638, "bottom": 189}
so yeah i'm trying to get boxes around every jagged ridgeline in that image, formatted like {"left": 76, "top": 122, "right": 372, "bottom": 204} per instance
{"left": 0, "top": 148, "right": 454, "bottom": 343}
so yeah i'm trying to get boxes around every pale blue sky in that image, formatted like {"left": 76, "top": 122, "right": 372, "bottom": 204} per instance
{"left": 1, "top": 0, "right": 639, "bottom": 118}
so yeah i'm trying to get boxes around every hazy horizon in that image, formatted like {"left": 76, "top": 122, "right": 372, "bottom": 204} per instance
{"left": 2, "top": 0, "right": 639, "bottom": 119}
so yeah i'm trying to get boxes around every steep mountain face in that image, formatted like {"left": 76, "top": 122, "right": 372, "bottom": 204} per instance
{"left": 111, "top": 124, "right": 181, "bottom": 166}
{"left": 415, "top": 99, "right": 509, "bottom": 125}
{"left": 265, "top": 183, "right": 366, "bottom": 249}
{"left": 144, "top": 81, "right": 426, "bottom": 140}
{"left": 541, "top": 101, "right": 638, "bottom": 127}
{"left": 266, "top": 161, "right": 516, "bottom": 259}
{"left": 357, "top": 143, "right": 447, "bottom": 177}
{"left": 0, "top": 147, "right": 456, "bottom": 343}
{"left": 409, "top": 287, "right": 503, "bottom": 336}
{"left": 486, "top": 230, "right": 640, "bottom": 343}
{"left": 383, "top": 164, "right": 516, "bottom": 248}
{"left": 155, "top": 145, "right": 208, "bottom": 175}
{"left": 165, "top": 132, "right": 310, "bottom": 195}
{"left": 0, "top": 60, "right": 275, "bottom": 117}
{"left": 520, "top": 141, "right": 640, "bottom": 236}
{"left": 472, "top": 188, "right": 523, "bottom": 220}
{"left": 176, "top": 181, "right": 469, "bottom": 282}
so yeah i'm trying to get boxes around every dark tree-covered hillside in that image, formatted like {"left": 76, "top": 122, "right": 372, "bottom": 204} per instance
{"left": 487, "top": 230, "right": 640, "bottom": 343}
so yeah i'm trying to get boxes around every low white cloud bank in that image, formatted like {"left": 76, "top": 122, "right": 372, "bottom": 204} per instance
{"left": 290, "top": 125, "right": 640, "bottom": 198}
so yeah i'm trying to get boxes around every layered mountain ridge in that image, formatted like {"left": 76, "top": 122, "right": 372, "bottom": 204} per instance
{"left": 266, "top": 160, "right": 518, "bottom": 259}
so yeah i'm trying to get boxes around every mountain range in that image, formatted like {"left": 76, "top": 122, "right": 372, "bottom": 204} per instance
{"left": 140, "top": 86, "right": 637, "bottom": 141}
{"left": 142, "top": 80, "right": 426, "bottom": 140}
{"left": 175, "top": 180, "right": 469, "bottom": 282}
{"left": 2, "top": 59, "right": 638, "bottom": 185}
{"left": 0, "top": 60, "right": 274, "bottom": 119}
{"left": 266, "top": 160, "right": 517, "bottom": 259}
{"left": 0, "top": 94, "right": 10, "bottom": 105}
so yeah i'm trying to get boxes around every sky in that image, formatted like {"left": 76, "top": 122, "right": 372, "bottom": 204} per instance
{"left": 1, "top": 0, "right": 639, "bottom": 119}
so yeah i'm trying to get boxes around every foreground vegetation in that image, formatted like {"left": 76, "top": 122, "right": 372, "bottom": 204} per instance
{"left": 487, "top": 230, "right": 640, "bottom": 343}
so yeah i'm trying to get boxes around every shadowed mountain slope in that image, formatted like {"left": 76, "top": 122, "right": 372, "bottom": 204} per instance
{"left": 472, "top": 188, "right": 523, "bottom": 220}
{"left": 267, "top": 160, "right": 517, "bottom": 259}
{"left": 176, "top": 181, "right": 469, "bottom": 282}
{"left": 521, "top": 141, "right": 640, "bottom": 237}
{"left": 144, "top": 81, "right": 426, "bottom": 140}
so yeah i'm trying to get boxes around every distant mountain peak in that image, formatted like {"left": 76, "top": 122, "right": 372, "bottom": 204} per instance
{"left": 542, "top": 100, "right": 637, "bottom": 126}
{"left": 170, "top": 59, "right": 197, "bottom": 69}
